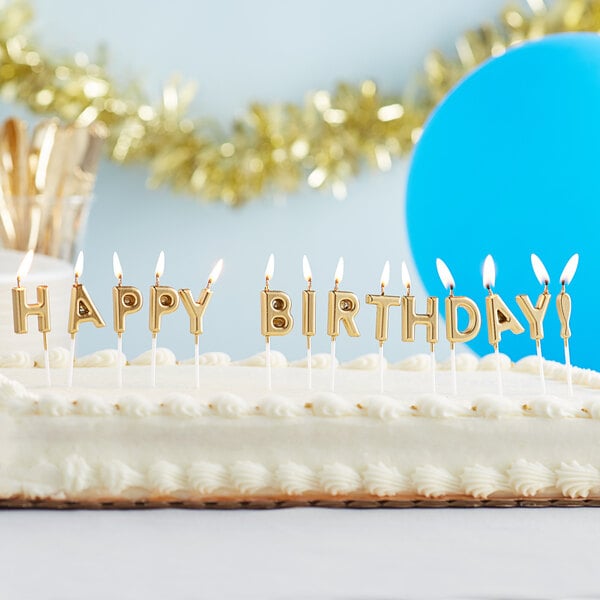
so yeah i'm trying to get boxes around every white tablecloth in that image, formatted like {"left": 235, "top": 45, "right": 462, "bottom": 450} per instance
{"left": 2, "top": 507, "right": 599, "bottom": 599}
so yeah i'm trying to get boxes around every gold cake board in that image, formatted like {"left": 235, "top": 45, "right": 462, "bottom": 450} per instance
{"left": 2, "top": 494, "right": 600, "bottom": 509}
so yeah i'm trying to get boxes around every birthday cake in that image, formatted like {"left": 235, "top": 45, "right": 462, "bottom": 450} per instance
{"left": 1, "top": 349, "right": 600, "bottom": 508}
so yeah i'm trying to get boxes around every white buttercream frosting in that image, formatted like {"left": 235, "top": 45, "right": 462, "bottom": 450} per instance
{"left": 0, "top": 351, "right": 34, "bottom": 368}
{"left": 478, "top": 352, "right": 511, "bottom": 371}
{"left": 130, "top": 348, "right": 177, "bottom": 366}
{"left": 311, "top": 393, "right": 359, "bottom": 417}
{"left": 319, "top": 463, "right": 361, "bottom": 495}
{"left": 556, "top": 462, "right": 600, "bottom": 499}
{"left": 365, "top": 395, "right": 413, "bottom": 420}
{"left": 461, "top": 465, "right": 511, "bottom": 499}
{"left": 235, "top": 351, "right": 287, "bottom": 367}
{"left": 342, "top": 354, "right": 385, "bottom": 370}
{"left": 413, "top": 465, "right": 462, "bottom": 498}
{"left": 391, "top": 354, "right": 431, "bottom": 371}
{"left": 414, "top": 393, "right": 470, "bottom": 418}
{"left": 363, "top": 463, "right": 411, "bottom": 496}
{"left": 180, "top": 352, "right": 231, "bottom": 366}
{"left": 34, "top": 347, "right": 71, "bottom": 368}
{"left": 438, "top": 353, "right": 478, "bottom": 372}
{"left": 507, "top": 459, "right": 556, "bottom": 497}
{"left": 258, "top": 395, "right": 306, "bottom": 418}
{"left": 230, "top": 460, "right": 273, "bottom": 494}
{"left": 276, "top": 463, "right": 319, "bottom": 495}
{"left": 290, "top": 354, "right": 336, "bottom": 369}
{"left": 76, "top": 350, "right": 126, "bottom": 368}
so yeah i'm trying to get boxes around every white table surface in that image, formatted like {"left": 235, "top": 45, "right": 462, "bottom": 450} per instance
{"left": 2, "top": 507, "right": 600, "bottom": 599}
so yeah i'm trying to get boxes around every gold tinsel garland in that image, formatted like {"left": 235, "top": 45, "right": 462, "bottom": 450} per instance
{"left": 0, "top": 0, "right": 598, "bottom": 205}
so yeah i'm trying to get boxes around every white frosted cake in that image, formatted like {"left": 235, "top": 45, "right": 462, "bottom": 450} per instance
{"left": 1, "top": 349, "right": 600, "bottom": 508}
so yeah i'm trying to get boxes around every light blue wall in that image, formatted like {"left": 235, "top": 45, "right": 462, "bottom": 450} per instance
{"left": 1, "top": 0, "right": 507, "bottom": 361}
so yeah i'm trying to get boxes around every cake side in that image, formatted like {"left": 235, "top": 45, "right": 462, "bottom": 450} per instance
{"left": 2, "top": 352, "right": 600, "bottom": 507}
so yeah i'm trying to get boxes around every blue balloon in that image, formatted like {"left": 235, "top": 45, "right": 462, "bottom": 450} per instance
{"left": 406, "top": 33, "right": 600, "bottom": 369}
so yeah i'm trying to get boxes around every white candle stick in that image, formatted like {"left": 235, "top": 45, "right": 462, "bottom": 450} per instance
{"left": 151, "top": 334, "right": 157, "bottom": 388}
{"left": 117, "top": 333, "right": 123, "bottom": 388}
{"left": 330, "top": 338, "right": 336, "bottom": 392}
{"left": 558, "top": 254, "right": 579, "bottom": 398}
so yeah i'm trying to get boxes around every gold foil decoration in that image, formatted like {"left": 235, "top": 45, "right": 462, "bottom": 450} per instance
{"left": 516, "top": 291, "right": 550, "bottom": 340}
{"left": 0, "top": 2, "right": 597, "bottom": 205}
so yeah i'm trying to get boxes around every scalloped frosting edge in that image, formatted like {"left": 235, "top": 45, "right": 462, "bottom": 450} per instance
{"left": 2, "top": 458, "right": 599, "bottom": 501}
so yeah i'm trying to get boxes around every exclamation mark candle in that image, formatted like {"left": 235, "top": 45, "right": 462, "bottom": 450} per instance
{"left": 557, "top": 253, "right": 579, "bottom": 397}
{"left": 401, "top": 261, "right": 438, "bottom": 393}
{"left": 516, "top": 254, "right": 551, "bottom": 395}
{"left": 483, "top": 255, "right": 524, "bottom": 395}
{"left": 436, "top": 258, "right": 481, "bottom": 395}
{"left": 149, "top": 251, "right": 180, "bottom": 387}
{"left": 12, "top": 250, "right": 52, "bottom": 386}
{"left": 67, "top": 251, "right": 106, "bottom": 387}
{"left": 112, "top": 252, "right": 143, "bottom": 388}
{"left": 179, "top": 258, "right": 223, "bottom": 388}
{"left": 327, "top": 257, "right": 360, "bottom": 392}
{"left": 260, "top": 254, "right": 294, "bottom": 391}
{"left": 365, "top": 261, "right": 400, "bottom": 393}
{"left": 302, "top": 256, "right": 316, "bottom": 390}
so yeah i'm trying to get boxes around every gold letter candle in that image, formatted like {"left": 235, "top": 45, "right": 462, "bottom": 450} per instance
{"left": 516, "top": 254, "right": 552, "bottom": 394}
{"left": 365, "top": 260, "right": 399, "bottom": 392}
{"left": 260, "top": 254, "right": 293, "bottom": 391}
{"left": 67, "top": 251, "right": 106, "bottom": 387}
{"left": 12, "top": 250, "right": 51, "bottom": 385}
{"left": 327, "top": 257, "right": 360, "bottom": 392}
{"left": 402, "top": 261, "right": 438, "bottom": 392}
{"left": 436, "top": 258, "right": 481, "bottom": 395}
{"left": 112, "top": 252, "right": 143, "bottom": 387}
{"left": 179, "top": 258, "right": 223, "bottom": 388}
{"left": 149, "top": 251, "right": 179, "bottom": 387}
{"left": 302, "top": 255, "right": 316, "bottom": 390}
{"left": 482, "top": 254, "right": 524, "bottom": 395}
{"left": 557, "top": 253, "right": 579, "bottom": 397}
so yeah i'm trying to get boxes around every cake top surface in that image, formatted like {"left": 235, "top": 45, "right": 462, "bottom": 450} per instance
{"left": 1, "top": 349, "right": 599, "bottom": 420}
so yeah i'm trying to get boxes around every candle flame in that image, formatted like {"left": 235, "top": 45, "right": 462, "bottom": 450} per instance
{"left": 264, "top": 253, "right": 275, "bottom": 281}
{"left": 380, "top": 260, "right": 390, "bottom": 289}
{"left": 560, "top": 253, "right": 579, "bottom": 286}
{"left": 302, "top": 255, "right": 312, "bottom": 283}
{"left": 334, "top": 257, "right": 344, "bottom": 286}
{"left": 401, "top": 261, "right": 411, "bottom": 291}
{"left": 482, "top": 254, "right": 496, "bottom": 289}
{"left": 74, "top": 250, "right": 84, "bottom": 279}
{"left": 208, "top": 258, "right": 223, "bottom": 285}
{"left": 155, "top": 250, "right": 165, "bottom": 279}
{"left": 530, "top": 253, "right": 550, "bottom": 286}
{"left": 16, "top": 249, "right": 34, "bottom": 282}
{"left": 435, "top": 258, "right": 455, "bottom": 290}
{"left": 113, "top": 251, "right": 123, "bottom": 280}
